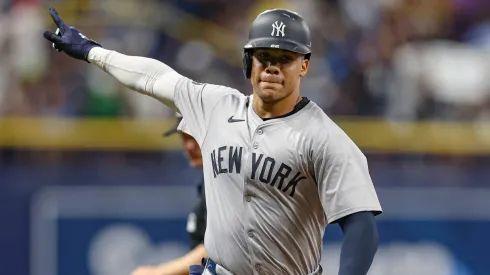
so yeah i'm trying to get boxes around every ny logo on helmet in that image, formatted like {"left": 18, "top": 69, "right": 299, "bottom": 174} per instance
{"left": 271, "top": 21, "right": 286, "bottom": 37}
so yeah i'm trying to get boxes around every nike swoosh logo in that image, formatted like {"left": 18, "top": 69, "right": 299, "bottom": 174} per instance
{"left": 228, "top": 116, "right": 245, "bottom": 123}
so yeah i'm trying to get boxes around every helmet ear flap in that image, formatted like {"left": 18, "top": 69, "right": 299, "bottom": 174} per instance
{"left": 242, "top": 50, "right": 253, "bottom": 79}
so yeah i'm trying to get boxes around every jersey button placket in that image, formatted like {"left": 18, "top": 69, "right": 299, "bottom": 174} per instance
{"left": 250, "top": 127, "right": 264, "bottom": 274}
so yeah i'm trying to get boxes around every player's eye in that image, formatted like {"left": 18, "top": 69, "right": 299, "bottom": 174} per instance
{"left": 256, "top": 52, "right": 269, "bottom": 59}
{"left": 280, "top": 55, "right": 294, "bottom": 63}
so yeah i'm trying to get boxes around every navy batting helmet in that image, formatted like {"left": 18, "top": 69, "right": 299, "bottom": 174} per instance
{"left": 242, "top": 9, "right": 312, "bottom": 79}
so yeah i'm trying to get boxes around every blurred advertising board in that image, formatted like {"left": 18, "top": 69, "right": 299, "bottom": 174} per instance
{"left": 29, "top": 186, "right": 488, "bottom": 275}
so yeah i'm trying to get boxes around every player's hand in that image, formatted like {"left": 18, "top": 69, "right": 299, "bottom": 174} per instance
{"left": 43, "top": 7, "right": 101, "bottom": 62}
{"left": 131, "top": 266, "right": 167, "bottom": 275}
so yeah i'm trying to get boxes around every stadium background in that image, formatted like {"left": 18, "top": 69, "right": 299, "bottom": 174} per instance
{"left": 1, "top": 0, "right": 490, "bottom": 274}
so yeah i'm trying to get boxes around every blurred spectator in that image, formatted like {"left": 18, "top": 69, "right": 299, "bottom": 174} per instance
{"left": 1, "top": 0, "right": 490, "bottom": 162}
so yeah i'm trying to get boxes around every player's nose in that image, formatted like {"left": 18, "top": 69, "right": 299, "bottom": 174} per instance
{"left": 265, "top": 64, "right": 280, "bottom": 75}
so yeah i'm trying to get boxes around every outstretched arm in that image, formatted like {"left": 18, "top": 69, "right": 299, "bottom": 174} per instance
{"left": 87, "top": 47, "right": 183, "bottom": 108}
{"left": 43, "top": 7, "right": 183, "bottom": 109}
{"left": 44, "top": 7, "right": 239, "bottom": 144}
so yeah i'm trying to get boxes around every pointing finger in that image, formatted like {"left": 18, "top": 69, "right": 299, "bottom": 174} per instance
{"left": 48, "top": 7, "right": 66, "bottom": 32}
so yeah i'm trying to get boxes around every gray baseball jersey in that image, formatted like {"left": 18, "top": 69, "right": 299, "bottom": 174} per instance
{"left": 174, "top": 78, "right": 382, "bottom": 275}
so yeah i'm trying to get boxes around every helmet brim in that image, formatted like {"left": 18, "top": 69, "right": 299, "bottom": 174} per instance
{"left": 244, "top": 37, "right": 311, "bottom": 55}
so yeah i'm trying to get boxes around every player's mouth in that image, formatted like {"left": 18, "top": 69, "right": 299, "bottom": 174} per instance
{"left": 259, "top": 81, "right": 283, "bottom": 91}
{"left": 259, "top": 76, "right": 283, "bottom": 86}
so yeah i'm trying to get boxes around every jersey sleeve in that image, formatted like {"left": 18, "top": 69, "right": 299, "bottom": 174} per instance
{"left": 313, "top": 130, "right": 382, "bottom": 224}
{"left": 173, "top": 78, "right": 238, "bottom": 145}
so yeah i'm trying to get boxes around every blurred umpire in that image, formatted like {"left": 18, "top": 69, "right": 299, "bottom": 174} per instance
{"left": 132, "top": 114, "right": 207, "bottom": 275}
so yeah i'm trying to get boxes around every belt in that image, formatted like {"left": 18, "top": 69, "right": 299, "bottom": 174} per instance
{"left": 203, "top": 258, "right": 231, "bottom": 275}
{"left": 204, "top": 258, "right": 216, "bottom": 274}
{"left": 202, "top": 258, "right": 323, "bottom": 275}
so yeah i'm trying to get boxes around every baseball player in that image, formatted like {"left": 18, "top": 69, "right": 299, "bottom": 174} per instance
{"left": 132, "top": 114, "right": 208, "bottom": 275}
{"left": 43, "top": 7, "right": 382, "bottom": 275}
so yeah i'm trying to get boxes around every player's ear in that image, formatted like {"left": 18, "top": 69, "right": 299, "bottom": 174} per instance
{"left": 299, "top": 57, "right": 309, "bottom": 77}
